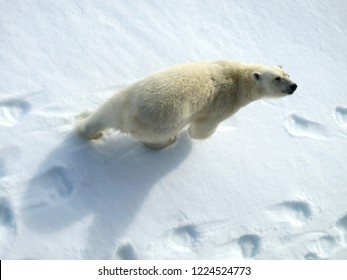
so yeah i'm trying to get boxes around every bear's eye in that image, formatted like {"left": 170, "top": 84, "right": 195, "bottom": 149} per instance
{"left": 274, "top": 76, "right": 281, "bottom": 82}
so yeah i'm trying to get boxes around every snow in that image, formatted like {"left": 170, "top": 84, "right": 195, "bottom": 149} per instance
{"left": 1, "top": 0, "right": 347, "bottom": 260}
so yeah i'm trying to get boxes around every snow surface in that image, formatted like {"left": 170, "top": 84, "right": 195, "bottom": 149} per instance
{"left": 1, "top": 0, "right": 347, "bottom": 260}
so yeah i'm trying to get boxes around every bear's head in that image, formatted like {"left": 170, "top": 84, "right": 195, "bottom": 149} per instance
{"left": 252, "top": 65, "right": 297, "bottom": 98}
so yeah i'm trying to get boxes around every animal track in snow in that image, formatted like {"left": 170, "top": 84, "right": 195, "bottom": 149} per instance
{"left": 305, "top": 235, "right": 340, "bottom": 259}
{"left": 304, "top": 252, "right": 320, "bottom": 260}
{"left": 174, "top": 224, "right": 199, "bottom": 240}
{"left": 216, "top": 234, "right": 262, "bottom": 259}
{"left": 25, "top": 166, "right": 74, "bottom": 209}
{"left": 336, "top": 214, "right": 347, "bottom": 232}
{"left": 303, "top": 214, "right": 347, "bottom": 260}
{"left": 0, "top": 100, "right": 31, "bottom": 127}
{"left": 143, "top": 224, "right": 201, "bottom": 259}
{"left": 317, "top": 235, "right": 339, "bottom": 256}
{"left": 335, "top": 107, "right": 347, "bottom": 127}
{"left": 284, "top": 114, "right": 331, "bottom": 140}
{"left": 143, "top": 218, "right": 262, "bottom": 259}
{"left": 0, "top": 199, "right": 17, "bottom": 254}
{"left": 336, "top": 214, "right": 347, "bottom": 243}
{"left": 170, "top": 224, "right": 200, "bottom": 249}
{"left": 238, "top": 234, "right": 261, "bottom": 259}
{"left": 117, "top": 243, "right": 137, "bottom": 260}
{"left": 268, "top": 200, "right": 312, "bottom": 227}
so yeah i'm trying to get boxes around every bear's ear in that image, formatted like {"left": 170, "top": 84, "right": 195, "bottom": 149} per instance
{"left": 252, "top": 72, "right": 261, "bottom": 81}
{"left": 277, "top": 64, "right": 283, "bottom": 69}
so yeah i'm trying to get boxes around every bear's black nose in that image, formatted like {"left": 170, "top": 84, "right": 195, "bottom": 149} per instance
{"left": 290, "top": 83, "right": 298, "bottom": 92}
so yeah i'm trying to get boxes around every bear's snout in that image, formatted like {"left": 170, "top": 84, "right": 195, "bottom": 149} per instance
{"left": 287, "top": 83, "right": 297, "bottom": 94}
{"left": 290, "top": 84, "right": 298, "bottom": 93}
{"left": 290, "top": 83, "right": 297, "bottom": 91}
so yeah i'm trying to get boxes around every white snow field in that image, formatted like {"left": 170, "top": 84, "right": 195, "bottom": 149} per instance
{"left": 1, "top": 0, "right": 347, "bottom": 260}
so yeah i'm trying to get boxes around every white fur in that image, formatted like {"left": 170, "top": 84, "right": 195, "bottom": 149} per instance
{"left": 76, "top": 60, "right": 297, "bottom": 149}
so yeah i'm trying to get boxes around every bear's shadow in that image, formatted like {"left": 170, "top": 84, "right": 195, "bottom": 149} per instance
{"left": 22, "top": 131, "right": 192, "bottom": 259}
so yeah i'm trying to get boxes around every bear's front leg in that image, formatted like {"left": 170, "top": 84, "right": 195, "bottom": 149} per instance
{"left": 76, "top": 115, "right": 104, "bottom": 140}
{"left": 188, "top": 120, "right": 219, "bottom": 139}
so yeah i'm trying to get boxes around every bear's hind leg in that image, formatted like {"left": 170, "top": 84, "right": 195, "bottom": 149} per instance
{"left": 188, "top": 120, "right": 219, "bottom": 139}
{"left": 143, "top": 136, "right": 177, "bottom": 150}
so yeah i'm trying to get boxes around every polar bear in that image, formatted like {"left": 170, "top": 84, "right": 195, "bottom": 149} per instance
{"left": 76, "top": 60, "right": 297, "bottom": 149}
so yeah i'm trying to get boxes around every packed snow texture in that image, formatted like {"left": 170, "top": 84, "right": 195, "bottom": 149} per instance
{"left": 1, "top": 0, "right": 347, "bottom": 259}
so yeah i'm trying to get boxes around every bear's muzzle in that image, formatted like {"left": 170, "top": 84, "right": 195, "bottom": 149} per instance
{"left": 285, "top": 83, "right": 298, "bottom": 94}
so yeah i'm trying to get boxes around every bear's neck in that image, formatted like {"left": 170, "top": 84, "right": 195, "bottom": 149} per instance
{"left": 237, "top": 66, "right": 264, "bottom": 105}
